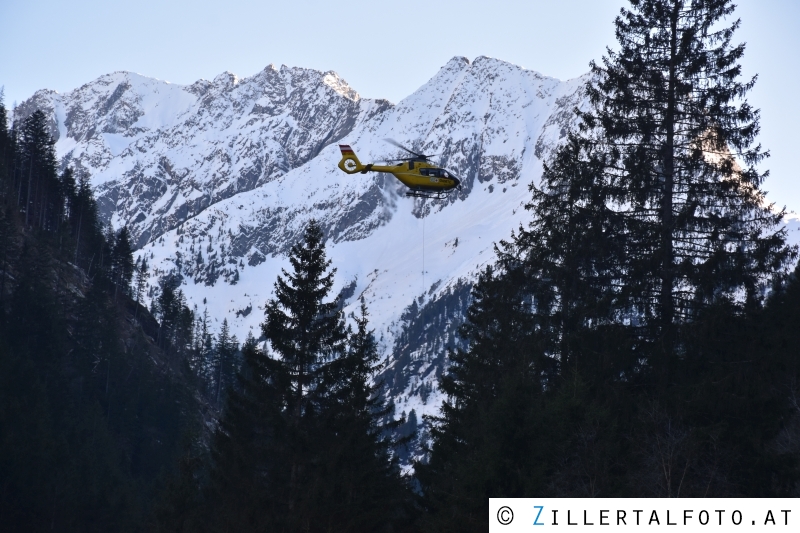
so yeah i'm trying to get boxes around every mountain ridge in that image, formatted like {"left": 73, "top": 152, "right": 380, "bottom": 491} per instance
{"left": 14, "top": 64, "right": 391, "bottom": 247}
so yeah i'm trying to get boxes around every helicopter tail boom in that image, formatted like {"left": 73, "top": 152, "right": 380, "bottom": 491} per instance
{"left": 337, "top": 144, "right": 364, "bottom": 174}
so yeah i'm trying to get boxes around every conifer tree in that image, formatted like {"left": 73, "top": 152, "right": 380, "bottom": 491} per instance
{"left": 14, "top": 110, "right": 60, "bottom": 230}
{"left": 259, "top": 219, "right": 349, "bottom": 525}
{"left": 606, "top": 0, "right": 788, "bottom": 338}
{"left": 501, "top": 136, "right": 624, "bottom": 372}
{"left": 66, "top": 173, "right": 105, "bottom": 271}
{"left": 133, "top": 256, "right": 149, "bottom": 318}
{"left": 263, "top": 220, "right": 347, "bottom": 425}
{"left": 315, "top": 298, "right": 412, "bottom": 530}
{"left": 0, "top": 89, "right": 11, "bottom": 201}
{"left": 0, "top": 93, "right": 13, "bottom": 302}
{"left": 154, "top": 276, "right": 194, "bottom": 358}
{"left": 418, "top": 266, "right": 555, "bottom": 531}
{"left": 201, "top": 326, "right": 287, "bottom": 532}
{"left": 59, "top": 167, "right": 77, "bottom": 218}
{"left": 513, "top": 0, "right": 794, "bottom": 369}
{"left": 110, "top": 226, "right": 135, "bottom": 296}
{"left": 0, "top": 208, "right": 13, "bottom": 303}
{"left": 195, "top": 307, "right": 214, "bottom": 388}
{"left": 198, "top": 220, "right": 412, "bottom": 532}
{"left": 213, "top": 318, "right": 238, "bottom": 407}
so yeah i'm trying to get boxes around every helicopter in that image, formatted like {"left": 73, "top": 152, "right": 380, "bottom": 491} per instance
{"left": 337, "top": 139, "right": 460, "bottom": 199}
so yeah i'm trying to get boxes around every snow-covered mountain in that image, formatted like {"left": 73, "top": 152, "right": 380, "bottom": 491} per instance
{"left": 13, "top": 56, "right": 596, "bottom": 437}
{"left": 16, "top": 66, "right": 389, "bottom": 248}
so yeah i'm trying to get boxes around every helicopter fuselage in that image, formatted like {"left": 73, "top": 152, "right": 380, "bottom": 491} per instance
{"left": 337, "top": 145, "right": 460, "bottom": 195}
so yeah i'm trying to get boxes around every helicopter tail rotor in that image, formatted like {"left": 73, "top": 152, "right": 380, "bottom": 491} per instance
{"left": 338, "top": 144, "right": 364, "bottom": 174}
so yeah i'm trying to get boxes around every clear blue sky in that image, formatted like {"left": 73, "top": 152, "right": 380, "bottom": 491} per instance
{"left": 1, "top": 0, "right": 798, "bottom": 210}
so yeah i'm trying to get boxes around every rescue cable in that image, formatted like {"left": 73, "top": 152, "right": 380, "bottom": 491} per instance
{"left": 422, "top": 197, "right": 426, "bottom": 296}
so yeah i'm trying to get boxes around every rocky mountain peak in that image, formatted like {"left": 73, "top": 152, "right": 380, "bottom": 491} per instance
{"left": 15, "top": 63, "right": 391, "bottom": 248}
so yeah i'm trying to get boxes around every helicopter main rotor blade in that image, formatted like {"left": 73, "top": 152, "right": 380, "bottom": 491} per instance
{"left": 384, "top": 138, "right": 425, "bottom": 159}
{"left": 386, "top": 156, "right": 444, "bottom": 164}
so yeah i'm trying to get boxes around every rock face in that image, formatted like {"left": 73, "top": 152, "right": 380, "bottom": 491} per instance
{"left": 16, "top": 67, "right": 390, "bottom": 248}
{"left": 18, "top": 56, "right": 590, "bottom": 439}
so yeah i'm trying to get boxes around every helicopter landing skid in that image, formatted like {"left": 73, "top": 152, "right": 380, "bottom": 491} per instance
{"left": 405, "top": 190, "right": 451, "bottom": 200}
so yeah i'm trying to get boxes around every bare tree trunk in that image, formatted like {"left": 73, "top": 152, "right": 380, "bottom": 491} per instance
{"left": 659, "top": 1, "right": 681, "bottom": 366}
{"left": 25, "top": 156, "right": 33, "bottom": 226}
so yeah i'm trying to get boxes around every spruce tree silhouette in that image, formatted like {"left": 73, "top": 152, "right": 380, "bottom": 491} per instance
{"left": 200, "top": 220, "right": 412, "bottom": 532}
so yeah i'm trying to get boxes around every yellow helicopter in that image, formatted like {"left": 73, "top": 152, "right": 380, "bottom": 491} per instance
{"left": 337, "top": 139, "right": 460, "bottom": 199}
